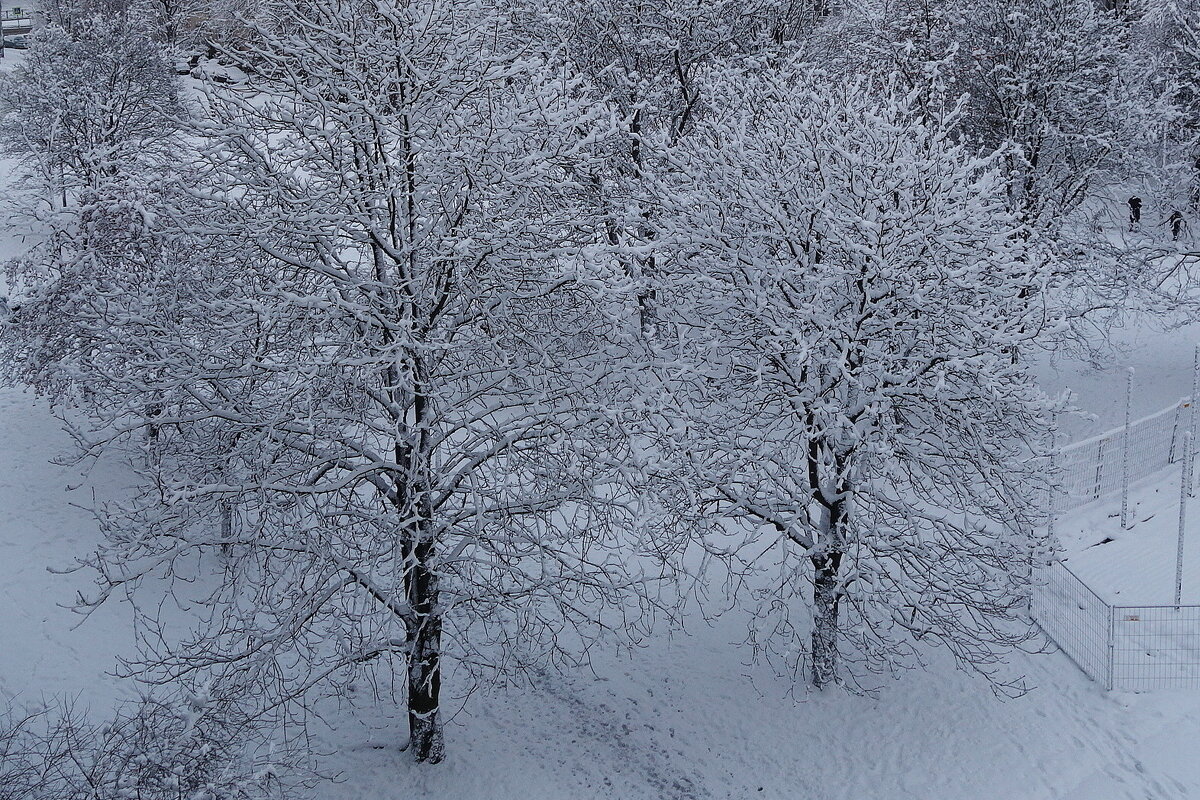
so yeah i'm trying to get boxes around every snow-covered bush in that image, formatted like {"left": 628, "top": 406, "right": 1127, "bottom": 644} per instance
{"left": 0, "top": 695, "right": 295, "bottom": 800}
{"left": 0, "top": 11, "right": 185, "bottom": 401}
{"left": 0, "top": 15, "right": 182, "bottom": 199}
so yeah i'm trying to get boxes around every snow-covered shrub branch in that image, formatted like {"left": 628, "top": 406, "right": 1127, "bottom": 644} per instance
{"left": 0, "top": 694, "right": 297, "bottom": 800}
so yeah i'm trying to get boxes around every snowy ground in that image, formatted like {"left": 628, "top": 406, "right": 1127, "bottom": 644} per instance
{"left": 0, "top": 388, "right": 130, "bottom": 708}
{"left": 5, "top": 331, "right": 1200, "bottom": 798}
{"left": 5, "top": 44, "right": 1200, "bottom": 795}
{"left": 1059, "top": 471, "right": 1200, "bottom": 606}
{"left": 307, "top": 628, "right": 1200, "bottom": 800}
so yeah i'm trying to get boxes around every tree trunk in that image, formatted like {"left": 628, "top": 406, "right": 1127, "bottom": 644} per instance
{"left": 407, "top": 535, "right": 444, "bottom": 764}
{"left": 145, "top": 398, "right": 163, "bottom": 469}
{"left": 811, "top": 550, "right": 842, "bottom": 688}
{"left": 219, "top": 500, "right": 233, "bottom": 557}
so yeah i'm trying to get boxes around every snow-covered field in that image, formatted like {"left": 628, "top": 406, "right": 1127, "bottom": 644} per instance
{"left": 5, "top": 328, "right": 1200, "bottom": 798}
{"left": 1061, "top": 472, "right": 1200, "bottom": 606}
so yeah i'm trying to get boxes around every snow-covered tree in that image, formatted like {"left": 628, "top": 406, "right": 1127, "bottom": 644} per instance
{"left": 526, "top": 0, "right": 722, "bottom": 335}
{"left": 0, "top": 12, "right": 184, "bottom": 401}
{"left": 812, "top": 0, "right": 963, "bottom": 96}
{"left": 655, "top": 67, "right": 1060, "bottom": 688}
{"left": 537, "top": 0, "right": 811, "bottom": 154}
{"left": 0, "top": 14, "right": 181, "bottom": 203}
{"left": 957, "top": 0, "right": 1146, "bottom": 236}
{"left": 823, "top": 0, "right": 1187, "bottom": 326}
{"left": 63, "top": 0, "right": 662, "bottom": 765}
{"left": 1142, "top": 0, "right": 1200, "bottom": 212}
{"left": 528, "top": 0, "right": 818, "bottom": 336}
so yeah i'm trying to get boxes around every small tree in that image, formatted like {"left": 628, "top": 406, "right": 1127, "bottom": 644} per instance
{"left": 0, "top": 13, "right": 182, "bottom": 202}
{"left": 656, "top": 66, "right": 1060, "bottom": 689}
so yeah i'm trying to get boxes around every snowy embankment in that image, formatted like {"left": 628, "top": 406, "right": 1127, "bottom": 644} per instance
{"left": 1040, "top": 321, "right": 1200, "bottom": 605}
{"left": 1059, "top": 472, "right": 1200, "bottom": 606}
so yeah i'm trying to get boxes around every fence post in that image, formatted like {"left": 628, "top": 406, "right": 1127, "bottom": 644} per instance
{"left": 1178, "top": 430, "right": 1192, "bottom": 609}
{"left": 1106, "top": 603, "right": 1115, "bottom": 691}
{"left": 1048, "top": 445, "right": 1058, "bottom": 540}
{"left": 1122, "top": 368, "right": 1133, "bottom": 529}
{"left": 1171, "top": 402, "right": 1184, "bottom": 464}
{"left": 1191, "top": 345, "right": 1200, "bottom": 498}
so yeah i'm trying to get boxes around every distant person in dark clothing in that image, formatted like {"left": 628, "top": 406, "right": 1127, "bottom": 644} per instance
{"left": 1169, "top": 210, "right": 1185, "bottom": 242}
{"left": 1129, "top": 196, "right": 1142, "bottom": 230}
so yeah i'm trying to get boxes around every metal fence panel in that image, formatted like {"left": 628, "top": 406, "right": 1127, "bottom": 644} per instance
{"left": 1034, "top": 564, "right": 1200, "bottom": 690}
{"left": 1032, "top": 563, "right": 1114, "bottom": 687}
{"left": 1054, "top": 399, "right": 1189, "bottom": 513}
{"left": 1109, "top": 604, "right": 1200, "bottom": 691}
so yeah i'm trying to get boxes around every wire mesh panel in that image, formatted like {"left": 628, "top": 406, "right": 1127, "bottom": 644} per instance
{"left": 1032, "top": 562, "right": 1113, "bottom": 686}
{"left": 1054, "top": 399, "right": 1191, "bottom": 514}
{"left": 1109, "top": 604, "right": 1200, "bottom": 691}
{"left": 1035, "top": 394, "right": 1200, "bottom": 689}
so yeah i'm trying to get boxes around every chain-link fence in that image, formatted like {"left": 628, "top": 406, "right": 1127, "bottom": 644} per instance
{"left": 1033, "top": 562, "right": 1200, "bottom": 690}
